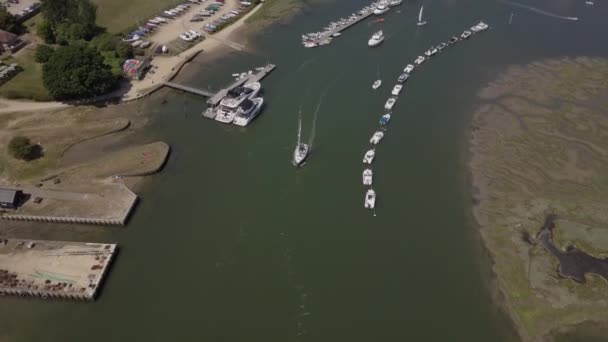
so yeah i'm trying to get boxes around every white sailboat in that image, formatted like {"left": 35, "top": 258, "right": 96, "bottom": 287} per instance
{"left": 372, "top": 65, "right": 382, "bottom": 90}
{"left": 417, "top": 6, "right": 427, "bottom": 26}
{"left": 293, "top": 110, "right": 309, "bottom": 167}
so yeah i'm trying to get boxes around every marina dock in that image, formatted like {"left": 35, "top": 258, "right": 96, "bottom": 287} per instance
{"left": 163, "top": 82, "right": 215, "bottom": 97}
{"left": 310, "top": 11, "right": 374, "bottom": 46}
{"left": 203, "top": 63, "right": 276, "bottom": 117}
{"left": 0, "top": 239, "right": 117, "bottom": 301}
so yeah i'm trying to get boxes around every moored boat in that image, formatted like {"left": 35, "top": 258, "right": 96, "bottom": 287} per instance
{"left": 379, "top": 113, "right": 391, "bottom": 126}
{"left": 363, "top": 169, "right": 373, "bottom": 185}
{"left": 391, "top": 84, "right": 403, "bottom": 96}
{"left": 414, "top": 56, "right": 426, "bottom": 65}
{"left": 233, "top": 97, "right": 264, "bottom": 127}
{"left": 397, "top": 73, "right": 409, "bottom": 83}
{"left": 365, "top": 189, "right": 376, "bottom": 209}
{"left": 368, "top": 30, "right": 384, "bottom": 47}
{"left": 384, "top": 97, "right": 397, "bottom": 111}
{"left": 370, "top": 131, "right": 384, "bottom": 144}
{"left": 363, "top": 149, "right": 376, "bottom": 164}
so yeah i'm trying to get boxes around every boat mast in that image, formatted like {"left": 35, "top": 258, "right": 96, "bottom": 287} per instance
{"left": 418, "top": 6, "right": 424, "bottom": 23}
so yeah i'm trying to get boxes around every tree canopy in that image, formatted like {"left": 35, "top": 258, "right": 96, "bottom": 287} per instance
{"left": 34, "top": 44, "right": 55, "bottom": 63}
{"left": 42, "top": 44, "right": 117, "bottom": 100}
{"left": 0, "top": 7, "right": 18, "bottom": 33}
{"left": 40, "top": 0, "right": 99, "bottom": 41}
{"left": 8, "top": 136, "right": 36, "bottom": 160}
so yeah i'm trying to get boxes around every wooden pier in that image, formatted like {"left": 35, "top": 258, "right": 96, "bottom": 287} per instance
{"left": 205, "top": 63, "right": 276, "bottom": 108}
{"left": 163, "top": 82, "right": 215, "bottom": 97}
{"left": 308, "top": 10, "right": 375, "bottom": 46}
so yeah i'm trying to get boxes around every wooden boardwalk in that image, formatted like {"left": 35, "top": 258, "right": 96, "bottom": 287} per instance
{"left": 163, "top": 82, "right": 215, "bottom": 97}
{"left": 309, "top": 10, "right": 375, "bottom": 46}
{"left": 206, "top": 64, "right": 276, "bottom": 107}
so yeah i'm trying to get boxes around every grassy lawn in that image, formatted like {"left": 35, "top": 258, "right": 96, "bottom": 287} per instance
{"left": 246, "top": 0, "right": 304, "bottom": 24}
{"left": 91, "top": 0, "right": 185, "bottom": 33}
{"left": 0, "top": 107, "right": 130, "bottom": 182}
{"left": 0, "top": 44, "right": 51, "bottom": 101}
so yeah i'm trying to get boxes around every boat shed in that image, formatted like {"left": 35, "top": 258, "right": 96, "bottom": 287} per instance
{"left": 0, "top": 188, "right": 21, "bottom": 209}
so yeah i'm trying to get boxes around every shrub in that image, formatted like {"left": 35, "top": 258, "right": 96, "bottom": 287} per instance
{"left": 34, "top": 44, "right": 55, "bottom": 63}
{"left": 8, "top": 136, "right": 35, "bottom": 160}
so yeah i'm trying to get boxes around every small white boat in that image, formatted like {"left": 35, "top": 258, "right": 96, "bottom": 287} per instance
{"left": 388, "top": 0, "right": 403, "bottom": 6}
{"left": 397, "top": 73, "right": 409, "bottom": 83}
{"left": 461, "top": 30, "right": 472, "bottom": 39}
{"left": 365, "top": 189, "right": 376, "bottom": 209}
{"left": 585, "top": 1, "right": 594, "bottom": 5}
{"left": 374, "top": 4, "right": 389, "bottom": 15}
{"left": 333, "top": 32, "right": 342, "bottom": 37}
{"left": 391, "top": 84, "right": 403, "bottom": 96}
{"left": 403, "top": 64, "right": 414, "bottom": 73}
{"left": 363, "top": 169, "right": 373, "bottom": 186}
{"left": 363, "top": 149, "right": 376, "bottom": 164}
{"left": 379, "top": 114, "right": 391, "bottom": 126}
{"left": 368, "top": 30, "right": 384, "bottom": 47}
{"left": 131, "top": 40, "right": 143, "bottom": 47}
{"left": 372, "top": 79, "right": 382, "bottom": 89}
{"left": 417, "top": 6, "right": 427, "bottom": 26}
{"left": 139, "top": 41, "right": 151, "bottom": 49}
{"left": 414, "top": 56, "right": 425, "bottom": 65}
{"left": 370, "top": 131, "right": 384, "bottom": 144}
{"left": 384, "top": 97, "right": 397, "bottom": 111}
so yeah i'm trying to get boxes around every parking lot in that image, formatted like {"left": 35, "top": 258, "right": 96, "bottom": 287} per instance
{"left": 1, "top": 0, "right": 39, "bottom": 17}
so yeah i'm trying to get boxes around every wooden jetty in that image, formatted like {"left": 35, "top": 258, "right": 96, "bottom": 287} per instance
{"left": 204, "top": 64, "right": 276, "bottom": 118}
{"left": 163, "top": 82, "right": 215, "bottom": 97}
{"left": 309, "top": 10, "right": 375, "bottom": 46}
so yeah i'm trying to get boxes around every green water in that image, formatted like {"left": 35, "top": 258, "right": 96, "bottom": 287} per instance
{"left": 1, "top": 0, "right": 607, "bottom": 340}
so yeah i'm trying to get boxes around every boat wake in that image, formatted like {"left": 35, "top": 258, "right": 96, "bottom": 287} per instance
{"left": 307, "top": 73, "right": 344, "bottom": 148}
{"left": 499, "top": 0, "right": 578, "bottom": 21}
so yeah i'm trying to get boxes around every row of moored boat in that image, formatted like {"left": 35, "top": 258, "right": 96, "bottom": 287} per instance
{"left": 205, "top": 82, "right": 265, "bottom": 127}
{"left": 362, "top": 20, "right": 490, "bottom": 210}
{"left": 301, "top": 0, "right": 402, "bottom": 48}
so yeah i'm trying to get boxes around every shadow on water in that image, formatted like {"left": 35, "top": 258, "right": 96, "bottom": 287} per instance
{"left": 537, "top": 215, "right": 608, "bottom": 283}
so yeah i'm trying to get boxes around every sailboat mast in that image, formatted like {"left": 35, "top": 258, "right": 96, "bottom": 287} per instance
{"left": 418, "top": 6, "right": 423, "bottom": 22}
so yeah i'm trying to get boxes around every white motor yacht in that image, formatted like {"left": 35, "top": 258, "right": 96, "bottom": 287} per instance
{"left": 414, "top": 56, "right": 425, "bottom": 65}
{"left": 461, "top": 30, "right": 472, "bottom": 39}
{"left": 397, "top": 73, "right": 409, "bottom": 83}
{"left": 370, "top": 131, "right": 384, "bottom": 144}
{"left": 368, "top": 30, "right": 384, "bottom": 47}
{"left": 388, "top": 0, "right": 402, "bottom": 6}
{"left": 391, "top": 84, "right": 403, "bottom": 96}
{"left": 379, "top": 114, "right": 391, "bottom": 126}
{"left": 403, "top": 64, "right": 414, "bottom": 73}
{"left": 365, "top": 189, "right": 376, "bottom": 209}
{"left": 215, "top": 82, "right": 261, "bottom": 124}
{"left": 384, "top": 97, "right": 397, "bottom": 111}
{"left": 374, "top": 4, "right": 389, "bottom": 15}
{"left": 363, "top": 149, "right": 376, "bottom": 164}
{"left": 363, "top": 169, "right": 373, "bottom": 186}
{"left": 233, "top": 98, "right": 264, "bottom": 126}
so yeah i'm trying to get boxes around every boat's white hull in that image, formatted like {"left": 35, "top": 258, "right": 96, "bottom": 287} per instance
{"left": 365, "top": 190, "right": 376, "bottom": 209}
{"left": 388, "top": 0, "right": 402, "bottom": 6}
{"left": 215, "top": 111, "right": 238, "bottom": 123}
{"left": 370, "top": 132, "right": 384, "bottom": 144}
{"left": 368, "top": 37, "right": 384, "bottom": 47}
{"left": 363, "top": 151, "right": 375, "bottom": 164}
{"left": 363, "top": 170, "right": 373, "bottom": 186}
{"left": 374, "top": 8, "right": 389, "bottom": 15}
{"left": 293, "top": 144, "right": 309, "bottom": 166}
{"left": 384, "top": 99, "right": 396, "bottom": 111}
{"left": 372, "top": 80, "right": 382, "bottom": 89}
{"left": 417, "top": 21, "right": 427, "bottom": 26}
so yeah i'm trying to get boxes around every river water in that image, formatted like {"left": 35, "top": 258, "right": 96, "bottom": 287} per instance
{"left": 2, "top": 0, "right": 607, "bottom": 340}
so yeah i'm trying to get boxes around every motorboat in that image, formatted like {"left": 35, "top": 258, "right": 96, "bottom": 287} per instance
{"left": 139, "top": 41, "right": 151, "bottom": 49}
{"left": 233, "top": 97, "right": 264, "bottom": 126}
{"left": 403, "top": 64, "right": 414, "bottom": 73}
{"left": 391, "top": 84, "right": 403, "bottom": 96}
{"left": 475, "top": 21, "right": 489, "bottom": 31}
{"left": 388, "top": 0, "right": 402, "bottom": 6}
{"left": 365, "top": 189, "right": 376, "bottom": 209}
{"left": 368, "top": 30, "right": 384, "bottom": 47}
{"left": 461, "top": 30, "right": 472, "bottom": 39}
{"left": 414, "top": 56, "right": 425, "bottom": 65}
{"left": 397, "top": 73, "right": 409, "bottom": 83}
{"left": 333, "top": 32, "right": 342, "bottom": 37}
{"left": 585, "top": 1, "right": 594, "bottom": 5}
{"left": 424, "top": 47, "right": 433, "bottom": 57}
{"left": 379, "top": 114, "right": 391, "bottom": 126}
{"left": 448, "top": 36, "right": 459, "bottom": 44}
{"left": 216, "top": 82, "right": 261, "bottom": 123}
{"left": 363, "top": 169, "right": 373, "bottom": 186}
{"left": 372, "top": 79, "right": 382, "bottom": 89}
{"left": 384, "top": 97, "right": 397, "bottom": 111}
{"left": 437, "top": 42, "right": 447, "bottom": 51}
{"left": 374, "top": 4, "right": 389, "bottom": 15}
{"left": 363, "top": 149, "right": 376, "bottom": 164}
{"left": 293, "top": 111, "right": 309, "bottom": 167}
{"left": 370, "top": 131, "right": 384, "bottom": 144}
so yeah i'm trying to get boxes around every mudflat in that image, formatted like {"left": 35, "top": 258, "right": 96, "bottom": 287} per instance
{"left": 470, "top": 57, "right": 608, "bottom": 340}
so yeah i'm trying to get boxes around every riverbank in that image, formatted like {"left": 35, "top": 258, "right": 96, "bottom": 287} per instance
{"left": 469, "top": 57, "right": 608, "bottom": 340}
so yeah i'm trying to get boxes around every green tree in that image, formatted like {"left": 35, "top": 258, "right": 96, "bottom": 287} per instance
{"left": 34, "top": 44, "right": 55, "bottom": 63}
{"left": 115, "top": 41, "right": 133, "bottom": 59}
{"left": 40, "top": 0, "right": 98, "bottom": 39}
{"left": 42, "top": 44, "right": 117, "bottom": 100}
{"left": 8, "top": 136, "right": 35, "bottom": 160}
{"left": 36, "top": 19, "right": 55, "bottom": 44}
{"left": 0, "top": 7, "right": 18, "bottom": 33}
